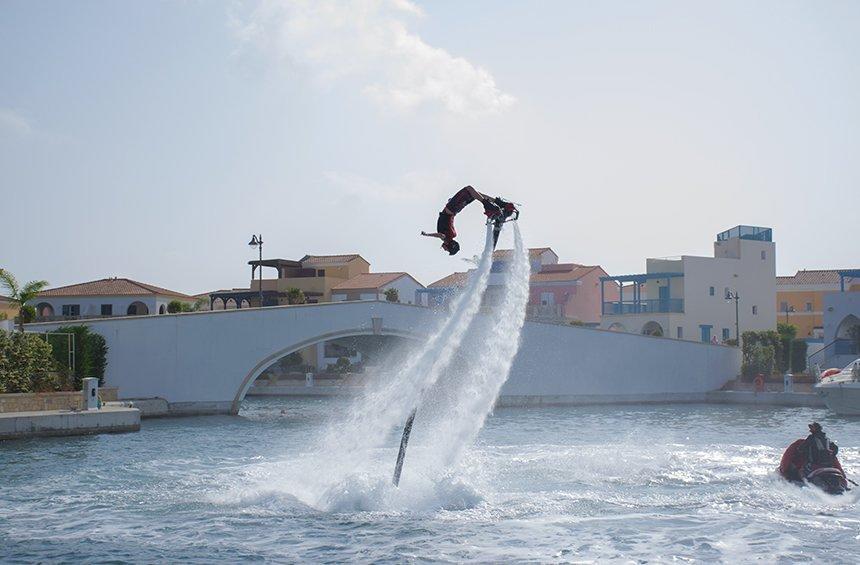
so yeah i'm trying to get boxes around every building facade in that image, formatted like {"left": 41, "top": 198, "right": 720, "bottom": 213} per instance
{"left": 33, "top": 278, "right": 195, "bottom": 320}
{"left": 0, "top": 295, "right": 17, "bottom": 321}
{"left": 211, "top": 254, "right": 371, "bottom": 308}
{"left": 600, "top": 225, "right": 776, "bottom": 343}
{"left": 808, "top": 270, "right": 860, "bottom": 369}
{"left": 419, "top": 247, "right": 617, "bottom": 324}
{"left": 777, "top": 269, "right": 860, "bottom": 338}
{"left": 330, "top": 272, "right": 424, "bottom": 304}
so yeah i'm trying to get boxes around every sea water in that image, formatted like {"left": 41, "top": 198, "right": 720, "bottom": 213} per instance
{"left": 2, "top": 400, "right": 859, "bottom": 562}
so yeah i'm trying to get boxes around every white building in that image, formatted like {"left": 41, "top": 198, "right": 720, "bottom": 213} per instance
{"left": 330, "top": 272, "right": 424, "bottom": 304}
{"left": 600, "top": 225, "right": 776, "bottom": 343}
{"left": 33, "top": 278, "right": 195, "bottom": 320}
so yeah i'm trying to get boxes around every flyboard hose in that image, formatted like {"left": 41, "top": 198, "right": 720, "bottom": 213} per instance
{"left": 392, "top": 202, "right": 519, "bottom": 487}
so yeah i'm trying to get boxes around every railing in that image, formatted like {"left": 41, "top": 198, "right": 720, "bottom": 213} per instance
{"left": 602, "top": 298, "right": 684, "bottom": 315}
{"left": 808, "top": 338, "right": 860, "bottom": 370}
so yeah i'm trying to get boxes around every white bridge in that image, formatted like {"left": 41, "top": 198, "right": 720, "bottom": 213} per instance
{"left": 28, "top": 301, "right": 740, "bottom": 415}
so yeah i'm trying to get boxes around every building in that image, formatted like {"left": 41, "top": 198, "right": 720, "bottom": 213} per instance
{"left": 0, "top": 295, "right": 18, "bottom": 321}
{"left": 776, "top": 269, "right": 860, "bottom": 338}
{"left": 211, "top": 254, "right": 371, "bottom": 308}
{"left": 600, "top": 225, "right": 776, "bottom": 342}
{"left": 418, "top": 247, "right": 617, "bottom": 324}
{"left": 33, "top": 278, "right": 195, "bottom": 320}
{"left": 330, "top": 272, "right": 424, "bottom": 304}
{"left": 807, "top": 270, "right": 860, "bottom": 369}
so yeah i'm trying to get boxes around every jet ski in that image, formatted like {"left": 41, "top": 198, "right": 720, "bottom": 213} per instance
{"left": 803, "top": 466, "right": 850, "bottom": 495}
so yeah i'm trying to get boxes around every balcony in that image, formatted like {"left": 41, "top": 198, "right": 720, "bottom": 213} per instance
{"left": 716, "top": 225, "right": 772, "bottom": 242}
{"left": 602, "top": 298, "right": 684, "bottom": 315}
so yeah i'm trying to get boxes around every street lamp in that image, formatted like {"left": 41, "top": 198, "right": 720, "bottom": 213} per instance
{"left": 782, "top": 304, "right": 795, "bottom": 325}
{"left": 248, "top": 234, "right": 263, "bottom": 307}
{"left": 725, "top": 289, "right": 740, "bottom": 344}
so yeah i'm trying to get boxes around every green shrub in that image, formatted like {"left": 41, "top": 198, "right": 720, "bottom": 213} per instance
{"left": 0, "top": 330, "right": 58, "bottom": 393}
{"left": 383, "top": 288, "right": 399, "bottom": 302}
{"left": 790, "top": 339, "right": 808, "bottom": 373}
{"left": 168, "top": 300, "right": 194, "bottom": 313}
{"left": 48, "top": 326, "right": 108, "bottom": 388}
{"left": 742, "top": 330, "right": 780, "bottom": 379}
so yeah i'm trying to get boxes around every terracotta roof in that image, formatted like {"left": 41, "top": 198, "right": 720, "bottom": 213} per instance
{"left": 492, "top": 247, "right": 556, "bottom": 260}
{"left": 429, "top": 271, "right": 473, "bottom": 288}
{"left": 300, "top": 254, "right": 367, "bottom": 266}
{"left": 38, "top": 278, "right": 193, "bottom": 299}
{"left": 531, "top": 264, "right": 600, "bottom": 283}
{"left": 332, "top": 272, "right": 421, "bottom": 292}
{"left": 776, "top": 270, "right": 849, "bottom": 286}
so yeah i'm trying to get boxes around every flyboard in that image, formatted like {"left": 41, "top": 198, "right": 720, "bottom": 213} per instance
{"left": 392, "top": 197, "right": 519, "bottom": 487}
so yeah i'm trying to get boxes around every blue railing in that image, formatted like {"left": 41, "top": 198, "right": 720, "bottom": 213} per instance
{"left": 602, "top": 299, "right": 684, "bottom": 315}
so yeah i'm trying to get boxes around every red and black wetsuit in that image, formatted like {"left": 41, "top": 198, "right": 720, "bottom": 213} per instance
{"left": 437, "top": 186, "right": 477, "bottom": 240}
{"left": 779, "top": 438, "right": 845, "bottom": 482}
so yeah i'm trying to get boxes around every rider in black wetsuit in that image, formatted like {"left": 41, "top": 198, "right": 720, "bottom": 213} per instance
{"left": 421, "top": 186, "right": 501, "bottom": 255}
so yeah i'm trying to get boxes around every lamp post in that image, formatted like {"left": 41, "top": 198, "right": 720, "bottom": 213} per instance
{"left": 726, "top": 289, "right": 740, "bottom": 345}
{"left": 248, "top": 234, "right": 263, "bottom": 307}
{"left": 783, "top": 304, "right": 795, "bottom": 325}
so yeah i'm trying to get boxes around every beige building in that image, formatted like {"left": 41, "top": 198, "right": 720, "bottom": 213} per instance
{"left": 0, "top": 295, "right": 18, "bottom": 321}
{"left": 212, "top": 254, "right": 371, "bottom": 308}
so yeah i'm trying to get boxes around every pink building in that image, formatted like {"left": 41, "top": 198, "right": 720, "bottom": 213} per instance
{"left": 423, "top": 247, "right": 619, "bottom": 324}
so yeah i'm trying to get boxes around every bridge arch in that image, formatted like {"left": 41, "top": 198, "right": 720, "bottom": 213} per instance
{"left": 231, "top": 327, "right": 425, "bottom": 413}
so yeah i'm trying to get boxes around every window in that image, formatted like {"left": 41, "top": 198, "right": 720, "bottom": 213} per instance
{"left": 540, "top": 292, "right": 554, "bottom": 306}
{"left": 761, "top": 250, "right": 766, "bottom": 260}
{"left": 709, "top": 286, "right": 715, "bottom": 296}
{"left": 677, "top": 326, "right": 683, "bottom": 339}
{"left": 722, "top": 328, "right": 730, "bottom": 341}
{"left": 101, "top": 304, "right": 113, "bottom": 316}
{"left": 61, "top": 304, "right": 80, "bottom": 317}
{"left": 780, "top": 301, "right": 788, "bottom": 312}
{"left": 805, "top": 302, "right": 813, "bottom": 312}
{"left": 317, "top": 269, "right": 325, "bottom": 277}
{"left": 700, "top": 325, "right": 712, "bottom": 342}
{"left": 752, "top": 305, "right": 758, "bottom": 315}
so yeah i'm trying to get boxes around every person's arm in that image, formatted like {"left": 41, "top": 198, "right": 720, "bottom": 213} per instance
{"left": 421, "top": 231, "right": 445, "bottom": 240}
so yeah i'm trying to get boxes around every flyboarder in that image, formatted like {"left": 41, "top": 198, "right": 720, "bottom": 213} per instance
{"left": 421, "top": 186, "right": 518, "bottom": 254}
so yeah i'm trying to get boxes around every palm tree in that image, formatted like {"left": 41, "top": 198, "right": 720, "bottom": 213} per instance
{"left": 0, "top": 269, "right": 49, "bottom": 331}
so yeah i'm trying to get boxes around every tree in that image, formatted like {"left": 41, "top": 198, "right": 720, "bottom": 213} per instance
{"left": 383, "top": 288, "right": 399, "bottom": 302}
{"left": 167, "top": 300, "right": 194, "bottom": 313}
{"left": 0, "top": 269, "right": 49, "bottom": 332}
{"left": 287, "top": 288, "right": 306, "bottom": 305}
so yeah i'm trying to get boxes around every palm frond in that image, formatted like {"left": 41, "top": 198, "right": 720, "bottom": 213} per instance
{"left": 0, "top": 269, "right": 19, "bottom": 298}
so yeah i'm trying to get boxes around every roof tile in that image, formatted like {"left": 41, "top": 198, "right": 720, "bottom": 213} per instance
{"left": 332, "top": 272, "right": 420, "bottom": 291}
{"left": 38, "top": 278, "right": 193, "bottom": 299}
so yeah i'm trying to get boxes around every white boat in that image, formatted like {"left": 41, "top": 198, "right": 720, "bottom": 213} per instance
{"left": 815, "top": 358, "right": 860, "bottom": 416}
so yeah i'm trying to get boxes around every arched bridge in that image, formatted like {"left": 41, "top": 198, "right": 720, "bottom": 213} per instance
{"left": 30, "top": 301, "right": 437, "bottom": 414}
{"left": 27, "top": 301, "right": 740, "bottom": 415}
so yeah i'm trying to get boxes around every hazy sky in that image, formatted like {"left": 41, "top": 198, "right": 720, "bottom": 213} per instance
{"left": 2, "top": 0, "right": 858, "bottom": 294}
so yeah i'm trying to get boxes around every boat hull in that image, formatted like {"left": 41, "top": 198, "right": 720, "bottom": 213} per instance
{"left": 816, "top": 382, "right": 860, "bottom": 416}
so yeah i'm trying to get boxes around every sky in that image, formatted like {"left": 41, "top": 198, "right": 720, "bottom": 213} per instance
{"left": 1, "top": 0, "right": 858, "bottom": 295}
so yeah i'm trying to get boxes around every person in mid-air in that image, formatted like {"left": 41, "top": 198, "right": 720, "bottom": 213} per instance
{"left": 421, "top": 185, "right": 502, "bottom": 255}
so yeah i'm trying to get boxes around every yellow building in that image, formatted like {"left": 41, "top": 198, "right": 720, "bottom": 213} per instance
{"left": 776, "top": 270, "right": 860, "bottom": 338}
{"left": 212, "top": 254, "right": 371, "bottom": 308}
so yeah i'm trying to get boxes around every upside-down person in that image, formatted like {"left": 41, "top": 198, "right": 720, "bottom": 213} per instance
{"left": 421, "top": 185, "right": 502, "bottom": 255}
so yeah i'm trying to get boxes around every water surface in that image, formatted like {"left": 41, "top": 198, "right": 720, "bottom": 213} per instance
{"left": 2, "top": 398, "right": 858, "bottom": 562}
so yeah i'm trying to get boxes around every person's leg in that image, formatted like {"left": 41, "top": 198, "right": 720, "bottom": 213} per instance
{"left": 421, "top": 231, "right": 445, "bottom": 240}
